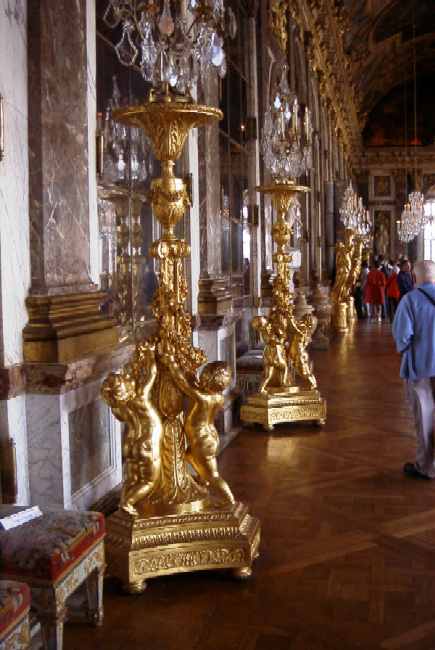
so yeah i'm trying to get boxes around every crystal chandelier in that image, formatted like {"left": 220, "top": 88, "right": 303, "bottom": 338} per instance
{"left": 355, "top": 200, "right": 372, "bottom": 240}
{"left": 261, "top": 65, "right": 313, "bottom": 182}
{"left": 398, "top": 12, "right": 425, "bottom": 242}
{"left": 103, "top": 0, "right": 235, "bottom": 96}
{"left": 98, "top": 75, "right": 152, "bottom": 185}
{"left": 339, "top": 181, "right": 358, "bottom": 230}
{"left": 397, "top": 203, "right": 419, "bottom": 243}
{"left": 339, "top": 182, "right": 372, "bottom": 240}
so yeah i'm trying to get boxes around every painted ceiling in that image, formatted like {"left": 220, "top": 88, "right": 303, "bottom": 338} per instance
{"left": 342, "top": 0, "right": 435, "bottom": 140}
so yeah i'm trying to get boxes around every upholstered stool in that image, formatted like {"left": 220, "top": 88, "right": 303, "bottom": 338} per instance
{"left": 0, "top": 507, "right": 105, "bottom": 650}
{"left": 0, "top": 580, "right": 30, "bottom": 650}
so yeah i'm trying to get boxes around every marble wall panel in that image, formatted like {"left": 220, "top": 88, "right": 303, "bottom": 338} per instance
{"left": 28, "top": 0, "right": 93, "bottom": 293}
{"left": 27, "top": 379, "right": 122, "bottom": 509}
{"left": 69, "top": 399, "right": 112, "bottom": 494}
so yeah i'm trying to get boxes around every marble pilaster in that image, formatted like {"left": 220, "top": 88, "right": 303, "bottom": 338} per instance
{"left": 0, "top": 0, "right": 30, "bottom": 504}
{"left": 325, "top": 181, "right": 335, "bottom": 278}
{"left": 28, "top": 0, "right": 93, "bottom": 294}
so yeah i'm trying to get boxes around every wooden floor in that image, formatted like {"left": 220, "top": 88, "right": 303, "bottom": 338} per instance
{"left": 66, "top": 323, "right": 435, "bottom": 650}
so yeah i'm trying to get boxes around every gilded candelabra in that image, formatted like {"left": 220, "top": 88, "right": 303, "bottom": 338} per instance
{"left": 333, "top": 180, "right": 372, "bottom": 333}
{"left": 101, "top": 96, "right": 260, "bottom": 593}
{"left": 241, "top": 181, "right": 326, "bottom": 431}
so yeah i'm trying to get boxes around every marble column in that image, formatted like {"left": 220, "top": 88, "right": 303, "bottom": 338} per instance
{"left": 24, "top": 0, "right": 117, "bottom": 363}
{"left": 23, "top": 0, "right": 121, "bottom": 509}
{"left": 0, "top": 0, "right": 31, "bottom": 504}
{"left": 28, "top": 0, "right": 92, "bottom": 294}
{"left": 197, "top": 75, "right": 232, "bottom": 317}
{"left": 325, "top": 181, "right": 335, "bottom": 278}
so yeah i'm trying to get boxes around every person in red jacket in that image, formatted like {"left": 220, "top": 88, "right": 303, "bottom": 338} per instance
{"left": 386, "top": 266, "right": 401, "bottom": 321}
{"left": 366, "top": 261, "right": 387, "bottom": 321}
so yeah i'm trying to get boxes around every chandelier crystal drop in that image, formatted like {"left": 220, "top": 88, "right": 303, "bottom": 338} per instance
{"left": 261, "top": 65, "right": 313, "bottom": 182}
{"left": 103, "top": 0, "right": 233, "bottom": 97}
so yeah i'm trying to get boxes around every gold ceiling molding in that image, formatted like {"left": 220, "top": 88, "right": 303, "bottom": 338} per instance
{"left": 270, "top": 0, "right": 288, "bottom": 55}
{"left": 353, "top": 147, "right": 435, "bottom": 173}
{"left": 287, "top": 0, "right": 362, "bottom": 158}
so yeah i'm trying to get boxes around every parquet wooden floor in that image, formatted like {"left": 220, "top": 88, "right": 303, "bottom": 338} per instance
{"left": 65, "top": 323, "right": 435, "bottom": 650}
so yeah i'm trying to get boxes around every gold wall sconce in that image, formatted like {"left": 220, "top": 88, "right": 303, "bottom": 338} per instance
{"left": 0, "top": 95, "right": 4, "bottom": 162}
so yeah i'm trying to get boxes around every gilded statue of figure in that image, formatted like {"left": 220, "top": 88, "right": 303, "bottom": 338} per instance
{"left": 346, "top": 236, "right": 364, "bottom": 295}
{"left": 101, "top": 342, "right": 162, "bottom": 516}
{"left": 288, "top": 314, "right": 317, "bottom": 390}
{"left": 252, "top": 315, "right": 290, "bottom": 393}
{"left": 331, "top": 229, "right": 355, "bottom": 304}
{"left": 161, "top": 352, "right": 235, "bottom": 506}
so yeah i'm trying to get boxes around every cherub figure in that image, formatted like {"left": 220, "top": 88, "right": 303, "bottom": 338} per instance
{"left": 252, "top": 315, "right": 290, "bottom": 393}
{"left": 288, "top": 314, "right": 317, "bottom": 390}
{"left": 161, "top": 352, "right": 235, "bottom": 506}
{"left": 101, "top": 342, "right": 162, "bottom": 516}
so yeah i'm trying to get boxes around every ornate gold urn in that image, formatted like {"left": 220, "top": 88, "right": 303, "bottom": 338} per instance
{"left": 241, "top": 182, "right": 326, "bottom": 431}
{"left": 101, "top": 97, "right": 260, "bottom": 593}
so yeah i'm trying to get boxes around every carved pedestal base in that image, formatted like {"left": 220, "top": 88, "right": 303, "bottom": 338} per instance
{"left": 240, "top": 388, "right": 327, "bottom": 431}
{"left": 105, "top": 503, "right": 261, "bottom": 593}
{"left": 333, "top": 302, "right": 348, "bottom": 333}
{"left": 347, "top": 297, "right": 357, "bottom": 324}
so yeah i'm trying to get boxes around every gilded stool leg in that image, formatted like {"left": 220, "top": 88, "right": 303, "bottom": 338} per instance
{"left": 86, "top": 567, "right": 105, "bottom": 627}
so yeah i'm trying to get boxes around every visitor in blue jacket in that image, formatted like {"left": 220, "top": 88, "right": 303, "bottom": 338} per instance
{"left": 392, "top": 260, "right": 435, "bottom": 479}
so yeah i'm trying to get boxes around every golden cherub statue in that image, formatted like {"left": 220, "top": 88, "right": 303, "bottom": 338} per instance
{"left": 161, "top": 351, "right": 235, "bottom": 506}
{"left": 288, "top": 314, "right": 317, "bottom": 390}
{"left": 252, "top": 315, "right": 290, "bottom": 393}
{"left": 101, "top": 342, "right": 162, "bottom": 516}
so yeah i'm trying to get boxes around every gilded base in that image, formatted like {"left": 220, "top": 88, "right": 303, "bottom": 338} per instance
{"left": 333, "top": 302, "right": 348, "bottom": 333}
{"left": 105, "top": 502, "right": 261, "bottom": 592}
{"left": 240, "top": 388, "right": 327, "bottom": 431}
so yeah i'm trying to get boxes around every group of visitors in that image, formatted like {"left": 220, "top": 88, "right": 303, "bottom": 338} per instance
{"left": 357, "top": 256, "right": 415, "bottom": 321}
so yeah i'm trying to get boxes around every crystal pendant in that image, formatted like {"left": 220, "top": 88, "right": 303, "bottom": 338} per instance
{"left": 278, "top": 65, "right": 291, "bottom": 96}
{"left": 227, "top": 7, "right": 237, "bottom": 39}
{"left": 211, "top": 33, "right": 224, "bottom": 67}
{"left": 103, "top": 1, "right": 121, "bottom": 29}
{"left": 130, "top": 148, "right": 140, "bottom": 181}
{"left": 112, "top": 75, "right": 121, "bottom": 107}
{"left": 218, "top": 55, "right": 227, "bottom": 79}
{"left": 162, "top": 51, "right": 178, "bottom": 87}
{"left": 158, "top": 0, "right": 175, "bottom": 37}
{"left": 115, "top": 20, "right": 138, "bottom": 66}
{"left": 116, "top": 151, "right": 126, "bottom": 182}
{"left": 140, "top": 21, "right": 158, "bottom": 81}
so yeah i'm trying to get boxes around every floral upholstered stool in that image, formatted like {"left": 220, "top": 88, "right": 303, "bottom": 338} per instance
{"left": 0, "top": 580, "right": 30, "bottom": 649}
{"left": 0, "top": 507, "right": 105, "bottom": 650}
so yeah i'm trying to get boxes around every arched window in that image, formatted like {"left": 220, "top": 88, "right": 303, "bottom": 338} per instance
{"left": 423, "top": 199, "right": 435, "bottom": 262}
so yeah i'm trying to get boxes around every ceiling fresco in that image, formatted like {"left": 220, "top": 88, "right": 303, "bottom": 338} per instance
{"left": 341, "top": 0, "right": 435, "bottom": 134}
{"left": 363, "top": 73, "right": 435, "bottom": 147}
